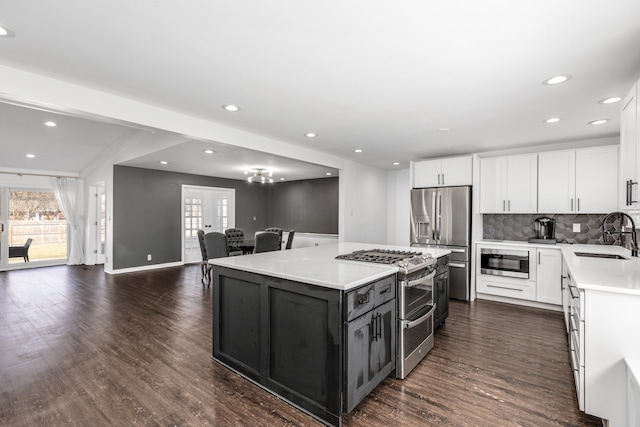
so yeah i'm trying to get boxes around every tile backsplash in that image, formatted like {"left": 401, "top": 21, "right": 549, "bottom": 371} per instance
{"left": 483, "top": 213, "right": 634, "bottom": 245}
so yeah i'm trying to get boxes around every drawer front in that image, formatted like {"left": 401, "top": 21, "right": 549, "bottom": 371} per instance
{"left": 346, "top": 284, "right": 375, "bottom": 321}
{"left": 374, "top": 275, "right": 396, "bottom": 306}
{"left": 476, "top": 277, "right": 536, "bottom": 301}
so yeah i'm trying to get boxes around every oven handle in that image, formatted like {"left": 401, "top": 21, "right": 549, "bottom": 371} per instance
{"left": 402, "top": 304, "right": 436, "bottom": 329}
{"left": 403, "top": 270, "right": 436, "bottom": 288}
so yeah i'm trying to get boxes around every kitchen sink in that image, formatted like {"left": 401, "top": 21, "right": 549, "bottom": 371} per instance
{"left": 574, "top": 252, "right": 629, "bottom": 260}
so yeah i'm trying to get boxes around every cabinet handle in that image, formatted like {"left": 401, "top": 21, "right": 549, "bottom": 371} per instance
{"left": 487, "top": 284, "right": 523, "bottom": 292}
{"left": 577, "top": 198, "right": 580, "bottom": 212}
{"left": 538, "top": 251, "right": 541, "bottom": 265}
{"left": 568, "top": 285, "right": 579, "bottom": 300}
{"left": 628, "top": 180, "right": 638, "bottom": 205}
{"left": 508, "top": 200, "right": 511, "bottom": 211}
{"left": 571, "top": 198, "right": 574, "bottom": 211}
{"left": 503, "top": 200, "right": 506, "bottom": 212}
{"left": 441, "top": 174, "right": 444, "bottom": 185}
{"left": 437, "top": 173, "right": 441, "bottom": 185}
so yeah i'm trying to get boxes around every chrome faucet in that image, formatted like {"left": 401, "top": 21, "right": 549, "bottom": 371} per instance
{"left": 602, "top": 211, "right": 639, "bottom": 257}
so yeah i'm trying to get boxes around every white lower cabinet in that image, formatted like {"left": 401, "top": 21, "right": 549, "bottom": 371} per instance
{"left": 476, "top": 243, "right": 561, "bottom": 306}
{"left": 563, "top": 259, "right": 640, "bottom": 426}
{"left": 536, "top": 248, "right": 562, "bottom": 305}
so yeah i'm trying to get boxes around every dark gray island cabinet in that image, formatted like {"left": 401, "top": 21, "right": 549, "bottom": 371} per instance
{"left": 212, "top": 265, "right": 396, "bottom": 427}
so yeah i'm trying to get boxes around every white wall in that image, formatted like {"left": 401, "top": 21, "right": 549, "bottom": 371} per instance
{"left": 0, "top": 64, "right": 392, "bottom": 266}
{"left": 339, "top": 160, "right": 388, "bottom": 244}
{"left": 386, "top": 168, "right": 410, "bottom": 246}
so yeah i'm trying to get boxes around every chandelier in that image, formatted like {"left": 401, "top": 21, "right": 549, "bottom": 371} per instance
{"left": 245, "top": 168, "right": 273, "bottom": 183}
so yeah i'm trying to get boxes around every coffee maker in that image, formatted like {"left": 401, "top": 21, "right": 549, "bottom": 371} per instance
{"left": 529, "top": 217, "right": 556, "bottom": 243}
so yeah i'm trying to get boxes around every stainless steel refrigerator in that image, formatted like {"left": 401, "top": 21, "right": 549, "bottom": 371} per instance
{"left": 410, "top": 186, "right": 471, "bottom": 300}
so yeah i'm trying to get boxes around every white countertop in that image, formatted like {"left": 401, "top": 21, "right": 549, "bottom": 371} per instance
{"left": 209, "top": 242, "right": 451, "bottom": 291}
{"left": 477, "top": 239, "right": 640, "bottom": 295}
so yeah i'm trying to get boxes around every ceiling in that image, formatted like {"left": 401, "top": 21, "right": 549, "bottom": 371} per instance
{"left": 0, "top": 1, "right": 639, "bottom": 179}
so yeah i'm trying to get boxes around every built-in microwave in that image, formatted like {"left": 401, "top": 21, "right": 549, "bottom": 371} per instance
{"left": 480, "top": 247, "right": 532, "bottom": 279}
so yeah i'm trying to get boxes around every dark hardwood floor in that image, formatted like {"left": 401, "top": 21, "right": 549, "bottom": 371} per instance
{"left": 0, "top": 265, "right": 601, "bottom": 426}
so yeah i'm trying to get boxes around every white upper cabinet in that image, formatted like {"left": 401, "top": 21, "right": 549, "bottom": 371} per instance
{"left": 412, "top": 156, "right": 472, "bottom": 188}
{"left": 620, "top": 80, "right": 640, "bottom": 209}
{"left": 539, "top": 146, "right": 618, "bottom": 213}
{"left": 479, "top": 153, "right": 537, "bottom": 213}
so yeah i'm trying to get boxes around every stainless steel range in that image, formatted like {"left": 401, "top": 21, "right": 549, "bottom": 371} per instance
{"left": 336, "top": 249, "right": 438, "bottom": 379}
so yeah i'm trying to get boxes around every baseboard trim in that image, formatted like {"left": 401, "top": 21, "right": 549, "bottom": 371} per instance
{"left": 476, "top": 292, "right": 563, "bottom": 312}
{"left": 105, "top": 261, "right": 184, "bottom": 275}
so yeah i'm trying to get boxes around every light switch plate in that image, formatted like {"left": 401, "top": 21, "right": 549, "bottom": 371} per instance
{"left": 573, "top": 223, "right": 581, "bottom": 232}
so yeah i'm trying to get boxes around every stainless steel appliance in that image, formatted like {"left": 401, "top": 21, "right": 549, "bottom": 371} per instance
{"left": 479, "top": 247, "right": 530, "bottom": 279}
{"left": 410, "top": 186, "right": 471, "bottom": 300}
{"left": 528, "top": 217, "right": 556, "bottom": 243}
{"left": 335, "top": 249, "right": 437, "bottom": 379}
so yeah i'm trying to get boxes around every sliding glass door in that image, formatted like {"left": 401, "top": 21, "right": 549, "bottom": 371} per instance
{"left": 0, "top": 188, "right": 68, "bottom": 270}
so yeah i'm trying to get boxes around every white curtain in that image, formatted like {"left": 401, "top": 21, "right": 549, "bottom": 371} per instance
{"left": 52, "top": 177, "right": 84, "bottom": 265}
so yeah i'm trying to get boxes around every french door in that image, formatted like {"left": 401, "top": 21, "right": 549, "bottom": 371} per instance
{"left": 182, "top": 185, "right": 235, "bottom": 264}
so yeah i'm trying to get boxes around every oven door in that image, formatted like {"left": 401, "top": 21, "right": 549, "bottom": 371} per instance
{"left": 396, "top": 303, "right": 435, "bottom": 379}
{"left": 398, "top": 269, "right": 435, "bottom": 319}
{"left": 480, "top": 248, "right": 530, "bottom": 279}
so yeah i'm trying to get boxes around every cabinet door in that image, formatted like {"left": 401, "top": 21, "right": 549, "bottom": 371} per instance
{"left": 440, "top": 156, "right": 472, "bottom": 186}
{"left": 538, "top": 150, "right": 576, "bottom": 213}
{"left": 575, "top": 145, "right": 618, "bottom": 213}
{"left": 345, "top": 299, "right": 396, "bottom": 413}
{"left": 434, "top": 271, "right": 449, "bottom": 328}
{"left": 506, "top": 153, "right": 538, "bottom": 213}
{"left": 413, "top": 159, "right": 442, "bottom": 188}
{"left": 536, "top": 248, "right": 562, "bottom": 305}
{"left": 620, "top": 83, "right": 638, "bottom": 209}
{"left": 479, "top": 156, "right": 507, "bottom": 213}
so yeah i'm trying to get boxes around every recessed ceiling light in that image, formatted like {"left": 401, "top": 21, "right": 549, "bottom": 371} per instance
{"left": 44, "top": 121, "right": 57, "bottom": 127}
{"left": 280, "top": 177, "right": 286, "bottom": 181}
{"left": 305, "top": 132, "right": 317, "bottom": 138}
{"left": 393, "top": 162, "right": 400, "bottom": 166}
{"left": 599, "top": 97, "right": 622, "bottom": 104}
{"left": 0, "top": 25, "right": 15, "bottom": 38}
{"left": 544, "top": 118, "right": 561, "bottom": 123}
{"left": 159, "top": 161, "right": 169, "bottom": 165}
{"left": 543, "top": 75, "right": 571, "bottom": 85}
{"left": 326, "top": 172, "right": 332, "bottom": 176}
{"left": 438, "top": 127, "right": 451, "bottom": 132}
{"left": 26, "top": 153, "right": 35, "bottom": 158}
{"left": 354, "top": 149, "right": 363, "bottom": 153}
{"left": 222, "top": 104, "right": 240, "bottom": 112}
{"left": 588, "top": 119, "right": 608, "bottom": 125}
{"left": 204, "top": 149, "right": 215, "bottom": 154}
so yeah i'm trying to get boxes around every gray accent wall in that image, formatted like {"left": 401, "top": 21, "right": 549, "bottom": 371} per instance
{"left": 267, "top": 177, "right": 339, "bottom": 234}
{"left": 113, "top": 166, "right": 338, "bottom": 269}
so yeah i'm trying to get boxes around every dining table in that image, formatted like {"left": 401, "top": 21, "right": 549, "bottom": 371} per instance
{"left": 235, "top": 239, "right": 255, "bottom": 255}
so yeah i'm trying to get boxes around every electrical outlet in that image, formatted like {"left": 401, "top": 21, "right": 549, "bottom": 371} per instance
{"left": 573, "top": 223, "right": 581, "bottom": 233}
{"left": 147, "top": 254, "right": 152, "bottom": 261}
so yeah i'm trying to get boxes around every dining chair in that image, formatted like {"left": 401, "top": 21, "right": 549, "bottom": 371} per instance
{"left": 254, "top": 231, "right": 281, "bottom": 253}
{"left": 285, "top": 230, "right": 295, "bottom": 250}
{"left": 203, "top": 232, "right": 230, "bottom": 285}
{"left": 264, "top": 227, "right": 283, "bottom": 249}
{"left": 197, "top": 230, "right": 209, "bottom": 283}
{"left": 224, "top": 228, "right": 244, "bottom": 256}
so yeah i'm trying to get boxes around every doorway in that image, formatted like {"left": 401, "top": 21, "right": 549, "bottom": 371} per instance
{"left": 0, "top": 188, "right": 68, "bottom": 270}
{"left": 182, "top": 185, "right": 235, "bottom": 264}
{"left": 88, "top": 182, "right": 106, "bottom": 265}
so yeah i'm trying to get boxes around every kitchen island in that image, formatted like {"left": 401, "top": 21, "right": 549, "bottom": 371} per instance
{"left": 209, "top": 242, "right": 450, "bottom": 426}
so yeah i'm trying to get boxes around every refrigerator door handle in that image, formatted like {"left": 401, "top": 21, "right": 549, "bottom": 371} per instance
{"left": 431, "top": 191, "right": 437, "bottom": 241}
{"left": 437, "top": 193, "right": 442, "bottom": 241}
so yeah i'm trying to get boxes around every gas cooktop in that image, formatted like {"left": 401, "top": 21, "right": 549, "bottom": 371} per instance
{"left": 335, "top": 249, "right": 436, "bottom": 275}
